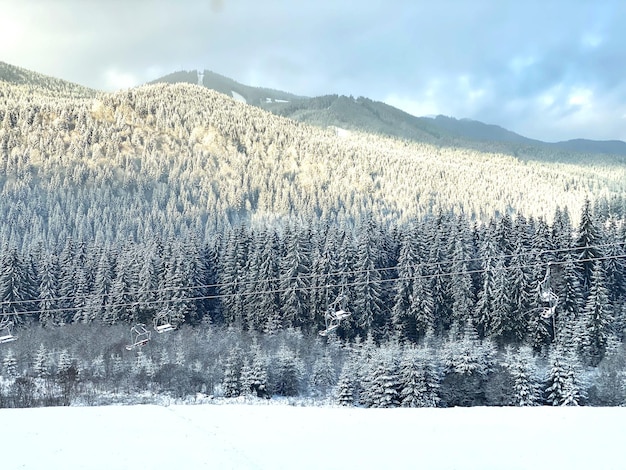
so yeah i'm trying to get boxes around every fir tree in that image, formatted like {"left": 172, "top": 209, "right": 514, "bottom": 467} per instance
{"left": 399, "top": 347, "right": 440, "bottom": 407}
{"left": 579, "top": 263, "right": 613, "bottom": 366}
{"left": 2, "top": 348, "right": 18, "bottom": 378}
{"left": 310, "top": 350, "right": 337, "bottom": 396}
{"left": 576, "top": 199, "right": 602, "bottom": 291}
{"left": 222, "top": 350, "right": 242, "bottom": 398}
{"left": 336, "top": 358, "right": 358, "bottom": 406}
{"left": 502, "top": 346, "right": 541, "bottom": 406}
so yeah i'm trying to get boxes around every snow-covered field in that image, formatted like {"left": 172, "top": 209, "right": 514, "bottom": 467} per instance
{"left": 1, "top": 402, "right": 624, "bottom": 469}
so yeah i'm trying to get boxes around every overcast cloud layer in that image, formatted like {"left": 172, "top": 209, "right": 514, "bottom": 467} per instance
{"left": 2, "top": 0, "right": 625, "bottom": 142}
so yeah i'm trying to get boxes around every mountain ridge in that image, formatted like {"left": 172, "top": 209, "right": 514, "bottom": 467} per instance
{"left": 151, "top": 68, "right": 626, "bottom": 159}
{"left": 3, "top": 59, "right": 624, "bottom": 158}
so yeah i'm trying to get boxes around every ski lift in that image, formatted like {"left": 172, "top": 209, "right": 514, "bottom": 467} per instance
{"left": 0, "top": 317, "right": 17, "bottom": 344}
{"left": 319, "top": 290, "right": 351, "bottom": 336}
{"left": 153, "top": 310, "right": 176, "bottom": 334}
{"left": 538, "top": 263, "right": 559, "bottom": 319}
{"left": 125, "top": 323, "right": 151, "bottom": 351}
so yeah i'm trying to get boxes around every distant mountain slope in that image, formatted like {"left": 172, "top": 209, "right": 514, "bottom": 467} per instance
{"left": 1, "top": 60, "right": 625, "bottom": 248}
{"left": 0, "top": 61, "right": 96, "bottom": 97}
{"left": 552, "top": 138, "right": 626, "bottom": 156}
{"left": 2, "top": 74, "right": 626, "bottom": 248}
{"left": 152, "top": 69, "right": 626, "bottom": 159}
{"left": 426, "top": 115, "right": 538, "bottom": 144}
{"left": 150, "top": 69, "right": 304, "bottom": 106}
{"left": 262, "top": 95, "right": 445, "bottom": 143}
{"left": 266, "top": 96, "right": 626, "bottom": 159}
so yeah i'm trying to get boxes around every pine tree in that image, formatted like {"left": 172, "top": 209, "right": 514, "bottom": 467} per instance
{"left": 32, "top": 343, "right": 52, "bottom": 380}
{"left": 409, "top": 269, "right": 435, "bottom": 341}
{"left": 219, "top": 226, "right": 250, "bottom": 327}
{"left": 247, "top": 345, "right": 268, "bottom": 397}
{"left": 427, "top": 221, "right": 453, "bottom": 334}
{"left": 38, "top": 252, "right": 61, "bottom": 326}
{"left": 336, "top": 358, "right": 358, "bottom": 406}
{"left": 391, "top": 228, "right": 420, "bottom": 339}
{"left": 271, "top": 346, "right": 302, "bottom": 397}
{"left": 545, "top": 349, "right": 584, "bottom": 406}
{"left": 450, "top": 218, "right": 475, "bottom": 332}
{"left": 240, "top": 358, "right": 253, "bottom": 396}
{"left": 2, "top": 348, "right": 18, "bottom": 378}
{"left": 502, "top": 346, "right": 541, "bottom": 406}
{"left": 247, "top": 230, "right": 281, "bottom": 332}
{"left": 475, "top": 229, "right": 499, "bottom": 338}
{"left": 399, "top": 347, "right": 440, "bottom": 407}
{"left": 279, "top": 226, "right": 312, "bottom": 329}
{"left": 554, "top": 252, "right": 583, "bottom": 351}
{"left": 0, "top": 247, "right": 36, "bottom": 322}
{"left": 576, "top": 199, "right": 602, "bottom": 291}
{"left": 354, "top": 216, "right": 384, "bottom": 335}
{"left": 222, "top": 350, "right": 242, "bottom": 398}
{"left": 506, "top": 239, "right": 534, "bottom": 343}
{"left": 310, "top": 350, "right": 337, "bottom": 396}
{"left": 489, "top": 256, "right": 513, "bottom": 344}
{"left": 579, "top": 263, "right": 613, "bottom": 366}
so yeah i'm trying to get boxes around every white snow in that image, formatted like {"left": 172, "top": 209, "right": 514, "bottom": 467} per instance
{"left": 1, "top": 403, "right": 624, "bottom": 469}
{"left": 231, "top": 91, "right": 246, "bottom": 104}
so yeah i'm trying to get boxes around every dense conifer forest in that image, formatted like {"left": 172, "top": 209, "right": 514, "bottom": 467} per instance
{"left": 1, "top": 62, "right": 625, "bottom": 407}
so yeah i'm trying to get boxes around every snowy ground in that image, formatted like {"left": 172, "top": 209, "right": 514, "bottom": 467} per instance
{"left": 1, "top": 402, "right": 625, "bottom": 469}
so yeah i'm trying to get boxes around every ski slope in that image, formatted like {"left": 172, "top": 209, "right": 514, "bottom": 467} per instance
{"left": 1, "top": 403, "right": 624, "bottom": 469}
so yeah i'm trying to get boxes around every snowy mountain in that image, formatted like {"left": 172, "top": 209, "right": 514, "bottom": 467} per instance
{"left": 151, "top": 68, "right": 626, "bottom": 160}
{"left": 150, "top": 69, "right": 304, "bottom": 106}
{"left": 3, "top": 60, "right": 624, "bottom": 250}
{"left": 0, "top": 61, "right": 625, "bottom": 415}
{"left": 0, "top": 60, "right": 96, "bottom": 97}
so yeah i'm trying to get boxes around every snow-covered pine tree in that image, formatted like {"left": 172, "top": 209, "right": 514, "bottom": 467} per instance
{"left": 354, "top": 215, "right": 384, "bottom": 335}
{"left": 248, "top": 346, "right": 269, "bottom": 398}
{"left": 32, "top": 343, "right": 52, "bottom": 380}
{"left": 38, "top": 252, "right": 61, "bottom": 326}
{"left": 450, "top": 217, "right": 475, "bottom": 332}
{"left": 279, "top": 226, "right": 312, "bottom": 329}
{"left": 579, "top": 263, "right": 613, "bottom": 366}
{"left": 2, "top": 348, "right": 18, "bottom": 378}
{"left": 502, "top": 346, "right": 541, "bottom": 406}
{"left": 545, "top": 349, "right": 585, "bottom": 406}
{"left": 335, "top": 357, "right": 359, "bottom": 406}
{"left": 270, "top": 346, "right": 302, "bottom": 397}
{"left": 239, "top": 358, "right": 253, "bottom": 396}
{"left": 440, "top": 321, "right": 494, "bottom": 406}
{"left": 362, "top": 349, "right": 401, "bottom": 408}
{"left": 399, "top": 346, "right": 440, "bottom": 407}
{"left": 222, "top": 349, "right": 242, "bottom": 398}
{"left": 408, "top": 269, "right": 435, "bottom": 342}
{"left": 310, "top": 350, "right": 337, "bottom": 397}
{"left": 576, "top": 198, "right": 602, "bottom": 292}
{"left": 391, "top": 228, "right": 420, "bottom": 339}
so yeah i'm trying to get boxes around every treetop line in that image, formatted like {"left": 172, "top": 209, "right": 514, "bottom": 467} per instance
{"left": 0, "top": 244, "right": 623, "bottom": 315}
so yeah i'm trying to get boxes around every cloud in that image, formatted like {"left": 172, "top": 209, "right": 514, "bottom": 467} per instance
{"left": 104, "top": 69, "right": 139, "bottom": 90}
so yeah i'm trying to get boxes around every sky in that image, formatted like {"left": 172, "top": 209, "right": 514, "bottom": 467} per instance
{"left": 2, "top": 0, "right": 625, "bottom": 142}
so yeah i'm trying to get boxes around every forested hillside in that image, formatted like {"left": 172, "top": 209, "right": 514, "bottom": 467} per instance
{"left": 0, "top": 65, "right": 625, "bottom": 408}
{"left": 2, "top": 76, "right": 626, "bottom": 251}
{"left": 152, "top": 68, "right": 626, "bottom": 160}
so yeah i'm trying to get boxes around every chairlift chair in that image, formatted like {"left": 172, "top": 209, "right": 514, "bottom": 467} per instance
{"left": 538, "top": 263, "right": 559, "bottom": 319}
{"left": 0, "top": 317, "right": 17, "bottom": 344}
{"left": 125, "top": 323, "right": 151, "bottom": 351}
{"left": 319, "top": 309, "right": 352, "bottom": 336}
{"left": 153, "top": 310, "right": 176, "bottom": 334}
